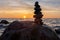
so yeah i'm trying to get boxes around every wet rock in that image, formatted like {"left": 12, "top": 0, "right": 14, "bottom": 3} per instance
{"left": 8, "top": 21, "right": 24, "bottom": 30}
{"left": 55, "top": 29, "right": 60, "bottom": 34}
{"left": 0, "top": 20, "right": 33, "bottom": 40}
{"left": 31, "top": 24, "right": 60, "bottom": 40}
{"left": 0, "top": 21, "right": 24, "bottom": 40}
{"left": 2, "top": 21, "right": 23, "bottom": 34}
{"left": 0, "top": 23, "right": 60, "bottom": 40}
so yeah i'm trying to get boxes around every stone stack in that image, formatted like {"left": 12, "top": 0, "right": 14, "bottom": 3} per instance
{"left": 34, "top": 1, "right": 43, "bottom": 25}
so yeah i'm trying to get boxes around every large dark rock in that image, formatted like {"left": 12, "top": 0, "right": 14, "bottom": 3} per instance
{"left": 7, "top": 21, "right": 24, "bottom": 29}
{"left": 55, "top": 29, "right": 60, "bottom": 34}
{"left": 1, "top": 21, "right": 23, "bottom": 34}
{"left": 0, "top": 23, "right": 60, "bottom": 40}
{"left": 0, "top": 20, "right": 9, "bottom": 24}
{"left": 31, "top": 24, "right": 60, "bottom": 40}
{"left": 0, "top": 21, "right": 23, "bottom": 40}
{"left": 0, "top": 21, "right": 32, "bottom": 40}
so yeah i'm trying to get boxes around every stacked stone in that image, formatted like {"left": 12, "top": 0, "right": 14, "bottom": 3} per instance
{"left": 34, "top": 1, "right": 43, "bottom": 25}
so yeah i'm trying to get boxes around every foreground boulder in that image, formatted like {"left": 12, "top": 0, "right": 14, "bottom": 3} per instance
{"left": 55, "top": 29, "right": 60, "bottom": 34}
{"left": 0, "top": 21, "right": 31, "bottom": 40}
{"left": 0, "top": 23, "right": 60, "bottom": 40}
{"left": 7, "top": 21, "right": 24, "bottom": 29}
{"left": 31, "top": 24, "right": 60, "bottom": 40}
{"left": 0, "top": 21, "right": 23, "bottom": 35}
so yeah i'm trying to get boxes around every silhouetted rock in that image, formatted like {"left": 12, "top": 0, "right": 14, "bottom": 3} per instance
{"left": 0, "top": 21, "right": 24, "bottom": 40}
{"left": 8, "top": 21, "right": 24, "bottom": 30}
{"left": 0, "top": 20, "right": 9, "bottom": 24}
{"left": 2, "top": 21, "right": 23, "bottom": 34}
{"left": 55, "top": 29, "right": 60, "bottom": 34}
{"left": 0, "top": 20, "right": 34, "bottom": 40}
{"left": 0, "top": 22, "right": 60, "bottom": 40}
{"left": 31, "top": 24, "right": 60, "bottom": 40}
{"left": 0, "top": 29, "right": 21, "bottom": 40}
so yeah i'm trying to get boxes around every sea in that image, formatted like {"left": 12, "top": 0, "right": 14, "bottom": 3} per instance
{"left": 0, "top": 18, "right": 60, "bottom": 26}
{"left": 0, "top": 18, "right": 60, "bottom": 37}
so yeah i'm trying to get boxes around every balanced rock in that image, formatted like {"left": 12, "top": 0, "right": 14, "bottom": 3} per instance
{"left": 34, "top": 1, "right": 43, "bottom": 25}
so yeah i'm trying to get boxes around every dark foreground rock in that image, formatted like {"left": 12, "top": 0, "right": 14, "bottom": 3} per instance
{"left": 0, "top": 20, "right": 9, "bottom": 24}
{"left": 0, "top": 22, "right": 60, "bottom": 40}
{"left": 0, "top": 21, "right": 23, "bottom": 35}
{"left": 55, "top": 29, "right": 60, "bottom": 34}
{"left": 30, "top": 24, "right": 60, "bottom": 40}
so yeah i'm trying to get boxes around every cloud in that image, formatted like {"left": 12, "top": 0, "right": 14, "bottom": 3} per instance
{"left": 0, "top": 0, "right": 60, "bottom": 18}
{"left": 0, "top": 0, "right": 8, "bottom": 7}
{"left": 39, "top": 0, "right": 60, "bottom": 8}
{"left": 0, "top": 0, "right": 60, "bottom": 11}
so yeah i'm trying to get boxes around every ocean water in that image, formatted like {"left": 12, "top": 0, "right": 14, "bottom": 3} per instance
{"left": 0, "top": 18, "right": 60, "bottom": 37}
{"left": 42, "top": 18, "right": 60, "bottom": 27}
{"left": 0, "top": 18, "right": 60, "bottom": 26}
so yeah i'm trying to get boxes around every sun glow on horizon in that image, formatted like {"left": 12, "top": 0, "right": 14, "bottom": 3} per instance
{"left": 0, "top": 0, "right": 60, "bottom": 18}
{"left": 23, "top": 16, "right": 26, "bottom": 18}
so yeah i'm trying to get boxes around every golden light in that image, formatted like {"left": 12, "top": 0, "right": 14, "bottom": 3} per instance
{"left": 23, "top": 16, "right": 26, "bottom": 18}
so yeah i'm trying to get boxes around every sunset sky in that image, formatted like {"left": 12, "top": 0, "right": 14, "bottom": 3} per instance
{"left": 0, "top": 0, "right": 60, "bottom": 18}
